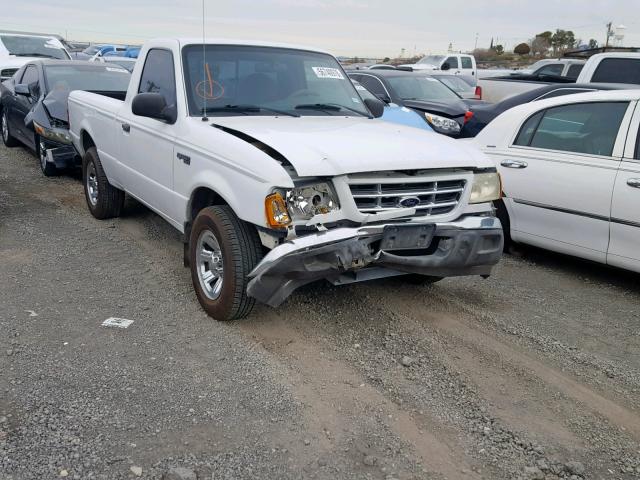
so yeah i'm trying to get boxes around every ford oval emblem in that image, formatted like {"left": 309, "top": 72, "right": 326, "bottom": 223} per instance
{"left": 398, "top": 196, "right": 421, "bottom": 208}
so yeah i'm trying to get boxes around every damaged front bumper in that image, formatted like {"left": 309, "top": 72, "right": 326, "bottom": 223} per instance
{"left": 247, "top": 216, "right": 504, "bottom": 307}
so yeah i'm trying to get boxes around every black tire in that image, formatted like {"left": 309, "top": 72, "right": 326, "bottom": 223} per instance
{"left": 403, "top": 274, "right": 443, "bottom": 285}
{"left": 189, "top": 206, "right": 263, "bottom": 321}
{"left": 82, "top": 146, "right": 124, "bottom": 219}
{"left": 494, "top": 199, "right": 513, "bottom": 252}
{"left": 37, "top": 138, "right": 58, "bottom": 177}
{"left": 1, "top": 110, "right": 19, "bottom": 147}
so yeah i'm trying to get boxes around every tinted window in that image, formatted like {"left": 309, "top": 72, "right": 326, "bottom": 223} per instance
{"left": 45, "top": 65, "right": 131, "bottom": 92}
{"left": 0, "top": 35, "right": 69, "bottom": 60}
{"left": 138, "top": 49, "right": 176, "bottom": 106}
{"left": 591, "top": 58, "right": 640, "bottom": 84}
{"left": 387, "top": 76, "right": 460, "bottom": 101}
{"left": 182, "top": 45, "right": 369, "bottom": 117}
{"left": 514, "top": 111, "right": 544, "bottom": 146}
{"left": 535, "top": 88, "right": 595, "bottom": 101}
{"left": 445, "top": 57, "right": 459, "bottom": 69}
{"left": 535, "top": 64, "right": 563, "bottom": 76}
{"left": 20, "top": 65, "right": 39, "bottom": 85}
{"left": 358, "top": 76, "right": 386, "bottom": 96}
{"left": 566, "top": 64, "right": 584, "bottom": 79}
{"left": 461, "top": 57, "right": 473, "bottom": 69}
{"left": 352, "top": 81, "right": 377, "bottom": 102}
{"left": 517, "top": 102, "right": 628, "bottom": 156}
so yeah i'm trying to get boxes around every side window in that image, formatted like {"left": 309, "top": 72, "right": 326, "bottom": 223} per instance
{"left": 20, "top": 65, "right": 39, "bottom": 85}
{"left": 535, "top": 64, "right": 563, "bottom": 76}
{"left": 358, "top": 76, "right": 386, "bottom": 97}
{"left": 445, "top": 57, "right": 459, "bottom": 69}
{"left": 516, "top": 102, "right": 628, "bottom": 157}
{"left": 566, "top": 64, "right": 584, "bottom": 79}
{"left": 461, "top": 56, "right": 473, "bottom": 69}
{"left": 591, "top": 58, "right": 640, "bottom": 84}
{"left": 514, "top": 111, "right": 544, "bottom": 146}
{"left": 138, "top": 49, "right": 176, "bottom": 107}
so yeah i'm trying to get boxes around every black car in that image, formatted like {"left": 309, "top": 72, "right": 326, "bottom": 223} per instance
{"left": 348, "top": 70, "right": 482, "bottom": 137}
{"left": 460, "top": 83, "right": 630, "bottom": 138}
{"left": 1, "top": 60, "right": 130, "bottom": 175}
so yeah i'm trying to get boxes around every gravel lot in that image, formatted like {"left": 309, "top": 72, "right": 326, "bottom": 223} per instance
{"left": 1, "top": 143, "right": 640, "bottom": 480}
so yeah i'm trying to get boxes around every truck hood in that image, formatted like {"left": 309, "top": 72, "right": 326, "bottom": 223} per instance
{"left": 206, "top": 116, "right": 491, "bottom": 177}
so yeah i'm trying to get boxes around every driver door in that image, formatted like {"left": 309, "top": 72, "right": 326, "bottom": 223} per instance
{"left": 12, "top": 64, "right": 40, "bottom": 148}
{"left": 117, "top": 48, "right": 178, "bottom": 222}
{"left": 444, "top": 56, "right": 461, "bottom": 75}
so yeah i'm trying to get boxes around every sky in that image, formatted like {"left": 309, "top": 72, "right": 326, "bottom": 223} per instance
{"left": 1, "top": 0, "right": 638, "bottom": 58}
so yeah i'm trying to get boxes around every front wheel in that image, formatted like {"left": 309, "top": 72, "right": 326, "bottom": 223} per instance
{"left": 1, "top": 110, "right": 19, "bottom": 147}
{"left": 189, "top": 206, "right": 263, "bottom": 321}
{"left": 38, "top": 139, "right": 58, "bottom": 177}
{"left": 82, "top": 146, "right": 124, "bottom": 219}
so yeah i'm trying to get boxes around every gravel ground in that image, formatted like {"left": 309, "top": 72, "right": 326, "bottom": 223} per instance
{"left": 1, "top": 143, "right": 639, "bottom": 480}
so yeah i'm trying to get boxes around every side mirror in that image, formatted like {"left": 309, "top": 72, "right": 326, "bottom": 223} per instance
{"left": 375, "top": 93, "right": 391, "bottom": 104}
{"left": 15, "top": 83, "right": 30, "bottom": 96}
{"left": 132, "top": 92, "right": 177, "bottom": 123}
{"left": 441, "top": 62, "right": 451, "bottom": 71}
{"left": 364, "top": 98, "right": 385, "bottom": 118}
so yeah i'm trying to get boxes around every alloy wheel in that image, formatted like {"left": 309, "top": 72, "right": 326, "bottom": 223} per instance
{"left": 196, "top": 230, "right": 224, "bottom": 300}
{"left": 86, "top": 161, "right": 99, "bottom": 206}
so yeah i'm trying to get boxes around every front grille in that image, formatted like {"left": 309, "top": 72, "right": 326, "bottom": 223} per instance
{"left": 0, "top": 68, "right": 18, "bottom": 80}
{"left": 349, "top": 179, "right": 466, "bottom": 216}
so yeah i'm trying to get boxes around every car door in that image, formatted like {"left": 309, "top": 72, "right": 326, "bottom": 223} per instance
{"left": 460, "top": 55, "right": 474, "bottom": 78}
{"left": 11, "top": 64, "right": 40, "bottom": 148}
{"left": 117, "top": 48, "right": 177, "bottom": 221}
{"left": 444, "top": 56, "right": 460, "bottom": 75}
{"left": 608, "top": 101, "right": 640, "bottom": 272}
{"left": 498, "top": 100, "right": 633, "bottom": 263}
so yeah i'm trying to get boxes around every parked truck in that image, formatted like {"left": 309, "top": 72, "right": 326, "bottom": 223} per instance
{"left": 478, "top": 52, "right": 640, "bottom": 103}
{"left": 68, "top": 38, "right": 504, "bottom": 321}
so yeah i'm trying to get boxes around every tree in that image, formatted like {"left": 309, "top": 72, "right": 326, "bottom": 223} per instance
{"left": 588, "top": 38, "right": 599, "bottom": 49}
{"left": 382, "top": 57, "right": 390, "bottom": 63}
{"left": 514, "top": 43, "right": 531, "bottom": 55}
{"left": 551, "top": 29, "right": 576, "bottom": 54}
{"left": 493, "top": 44, "right": 504, "bottom": 55}
{"left": 530, "top": 31, "right": 552, "bottom": 55}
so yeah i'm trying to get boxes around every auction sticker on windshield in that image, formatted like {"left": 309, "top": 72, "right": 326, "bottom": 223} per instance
{"left": 312, "top": 67, "right": 344, "bottom": 80}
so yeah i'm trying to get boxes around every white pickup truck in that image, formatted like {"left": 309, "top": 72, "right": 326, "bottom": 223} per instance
{"left": 68, "top": 38, "right": 503, "bottom": 321}
{"left": 478, "top": 52, "right": 640, "bottom": 103}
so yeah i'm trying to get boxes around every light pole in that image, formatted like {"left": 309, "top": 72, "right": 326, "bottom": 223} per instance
{"left": 474, "top": 33, "right": 479, "bottom": 51}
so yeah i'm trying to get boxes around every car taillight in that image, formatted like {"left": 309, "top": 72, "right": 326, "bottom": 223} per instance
{"left": 464, "top": 111, "right": 474, "bottom": 124}
{"left": 474, "top": 86, "right": 482, "bottom": 100}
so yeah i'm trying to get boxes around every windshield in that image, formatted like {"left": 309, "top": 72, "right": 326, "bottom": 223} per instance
{"left": 0, "top": 35, "right": 69, "bottom": 60}
{"left": 44, "top": 64, "right": 131, "bottom": 92}
{"left": 437, "top": 76, "right": 473, "bottom": 93}
{"left": 387, "top": 76, "right": 461, "bottom": 101}
{"left": 182, "top": 45, "right": 370, "bottom": 117}
{"left": 417, "top": 55, "right": 445, "bottom": 66}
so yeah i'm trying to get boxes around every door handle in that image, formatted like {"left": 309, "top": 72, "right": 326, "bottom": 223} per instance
{"left": 627, "top": 178, "right": 640, "bottom": 188}
{"left": 121, "top": 123, "right": 130, "bottom": 133}
{"left": 177, "top": 152, "right": 190, "bottom": 165}
{"left": 501, "top": 159, "right": 528, "bottom": 169}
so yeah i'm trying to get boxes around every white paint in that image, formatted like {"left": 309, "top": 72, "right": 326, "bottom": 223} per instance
{"left": 102, "top": 317, "right": 134, "bottom": 329}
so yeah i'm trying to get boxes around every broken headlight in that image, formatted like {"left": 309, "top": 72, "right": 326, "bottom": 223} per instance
{"left": 286, "top": 182, "right": 340, "bottom": 221}
{"left": 33, "top": 121, "right": 72, "bottom": 145}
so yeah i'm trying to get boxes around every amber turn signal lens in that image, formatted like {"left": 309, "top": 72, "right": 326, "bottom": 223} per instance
{"left": 265, "top": 192, "right": 291, "bottom": 228}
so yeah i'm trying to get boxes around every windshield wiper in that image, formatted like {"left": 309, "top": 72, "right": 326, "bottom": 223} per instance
{"left": 294, "top": 103, "right": 371, "bottom": 118}
{"left": 12, "top": 53, "right": 57, "bottom": 58}
{"left": 202, "top": 104, "right": 299, "bottom": 118}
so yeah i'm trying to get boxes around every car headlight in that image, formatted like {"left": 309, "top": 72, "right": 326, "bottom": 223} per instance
{"left": 286, "top": 182, "right": 340, "bottom": 221}
{"left": 424, "top": 113, "right": 461, "bottom": 134}
{"left": 469, "top": 172, "right": 501, "bottom": 204}
{"left": 33, "top": 121, "right": 72, "bottom": 145}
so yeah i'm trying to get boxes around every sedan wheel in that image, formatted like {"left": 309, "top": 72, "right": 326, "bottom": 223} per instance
{"left": 39, "top": 140, "right": 57, "bottom": 177}
{"left": 1, "top": 111, "right": 19, "bottom": 147}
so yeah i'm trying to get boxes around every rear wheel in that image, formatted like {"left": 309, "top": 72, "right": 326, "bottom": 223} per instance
{"left": 1, "top": 110, "right": 19, "bottom": 147}
{"left": 82, "top": 146, "right": 124, "bottom": 219}
{"left": 189, "top": 206, "right": 263, "bottom": 321}
{"left": 38, "top": 138, "right": 58, "bottom": 177}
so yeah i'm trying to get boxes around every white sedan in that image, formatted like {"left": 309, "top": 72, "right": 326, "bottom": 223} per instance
{"left": 474, "top": 90, "right": 640, "bottom": 272}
